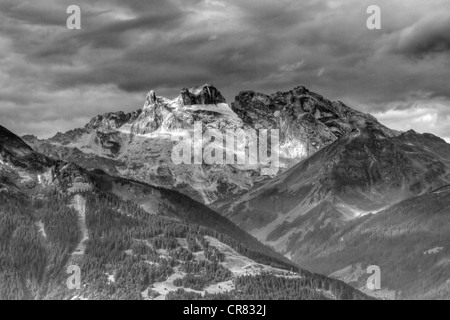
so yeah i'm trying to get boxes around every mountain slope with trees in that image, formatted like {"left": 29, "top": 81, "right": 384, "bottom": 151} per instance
{"left": 0, "top": 124, "right": 369, "bottom": 300}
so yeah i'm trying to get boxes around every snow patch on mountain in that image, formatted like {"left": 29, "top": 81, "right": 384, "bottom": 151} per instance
{"left": 424, "top": 247, "right": 444, "bottom": 255}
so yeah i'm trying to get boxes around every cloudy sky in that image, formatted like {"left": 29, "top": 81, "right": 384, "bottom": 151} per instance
{"left": 1, "top": 0, "right": 450, "bottom": 139}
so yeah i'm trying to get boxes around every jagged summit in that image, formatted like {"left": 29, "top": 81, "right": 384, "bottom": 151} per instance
{"left": 146, "top": 90, "right": 157, "bottom": 105}
{"left": 143, "top": 84, "right": 227, "bottom": 109}
{"left": 180, "top": 84, "right": 226, "bottom": 105}
{"left": 130, "top": 84, "right": 237, "bottom": 136}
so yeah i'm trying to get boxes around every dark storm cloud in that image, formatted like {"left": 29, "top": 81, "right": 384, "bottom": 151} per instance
{"left": 0, "top": 1, "right": 67, "bottom": 26}
{"left": 379, "top": 12, "right": 450, "bottom": 57}
{"left": 32, "top": 11, "right": 186, "bottom": 61}
{"left": 0, "top": 0, "right": 450, "bottom": 139}
{"left": 53, "top": 28, "right": 278, "bottom": 92}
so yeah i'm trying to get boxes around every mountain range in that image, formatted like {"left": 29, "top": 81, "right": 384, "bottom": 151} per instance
{"left": 3, "top": 83, "right": 450, "bottom": 299}
{"left": 23, "top": 84, "right": 391, "bottom": 205}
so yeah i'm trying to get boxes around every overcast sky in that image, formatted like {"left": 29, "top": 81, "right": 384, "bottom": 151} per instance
{"left": 1, "top": 0, "right": 450, "bottom": 139}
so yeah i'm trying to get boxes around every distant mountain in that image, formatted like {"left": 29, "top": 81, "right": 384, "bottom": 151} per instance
{"left": 219, "top": 123, "right": 450, "bottom": 299}
{"left": 0, "top": 124, "right": 368, "bottom": 300}
{"left": 24, "top": 85, "right": 389, "bottom": 205}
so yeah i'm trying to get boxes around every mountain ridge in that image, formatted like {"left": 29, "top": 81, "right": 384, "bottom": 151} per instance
{"left": 23, "top": 84, "right": 394, "bottom": 206}
{"left": 218, "top": 120, "right": 450, "bottom": 299}
{"left": 221, "top": 124, "right": 450, "bottom": 242}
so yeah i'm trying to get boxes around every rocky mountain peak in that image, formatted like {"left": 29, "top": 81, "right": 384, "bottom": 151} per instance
{"left": 145, "top": 90, "right": 158, "bottom": 106}
{"left": 180, "top": 84, "right": 226, "bottom": 105}
{"left": 232, "top": 85, "right": 395, "bottom": 139}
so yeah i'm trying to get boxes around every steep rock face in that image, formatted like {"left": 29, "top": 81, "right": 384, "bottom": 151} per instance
{"left": 231, "top": 86, "right": 397, "bottom": 166}
{"left": 130, "top": 84, "right": 237, "bottom": 136}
